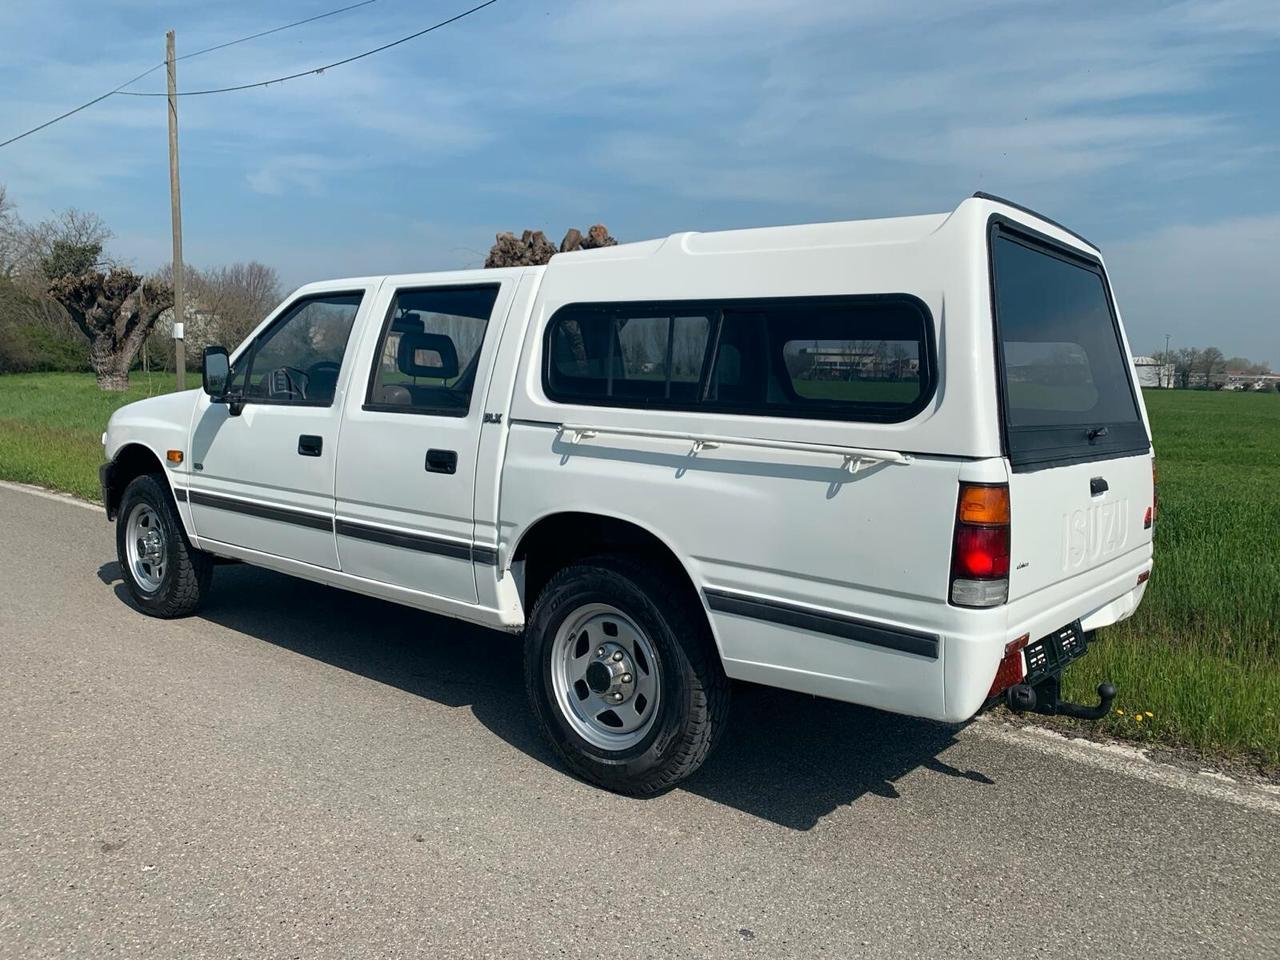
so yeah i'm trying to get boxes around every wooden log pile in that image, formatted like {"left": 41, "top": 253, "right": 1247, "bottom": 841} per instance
{"left": 484, "top": 224, "right": 617, "bottom": 268}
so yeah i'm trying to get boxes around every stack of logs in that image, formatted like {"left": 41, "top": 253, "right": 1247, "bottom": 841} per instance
{"left": 484, "top": 224, "right": 617, "bottom": 268}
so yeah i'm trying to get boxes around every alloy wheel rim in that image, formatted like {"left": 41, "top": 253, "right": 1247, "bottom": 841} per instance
{"left": 125, "top": 503, "right": 167, "bottom": 593}
{"left": 550, "top": 602, "right": 661, "bottom": 750}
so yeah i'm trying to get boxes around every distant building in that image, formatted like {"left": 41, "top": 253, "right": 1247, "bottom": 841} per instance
{"left": 1185, "top": 369, "right": 1279, "bottom": 390}
{"left": 1222, "top": 370, "right": 1280, "bottom": 391}
{"left": 800, "top": 346, "right": 919, "bottom": 380}
{"left": 1132, "top": 356, "right": 1174, "bottom": 388}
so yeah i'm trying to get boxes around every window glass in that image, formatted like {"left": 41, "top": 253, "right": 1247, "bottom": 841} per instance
{"left": 992, "top": 234, "right": 1141, "bottom": 428}
{"left": 549, "top": 309, "right": 712, "bottom": 404}
{"left": 367, "top": 285, "right": 499, "bottom": 416}
{"left": 783, "top": 339, "right": 923, "bottom": 405}
{"left": 238, "top": 292, "right": 363, "bottom": 405}
{"left": 545, "top": 297, "right": 931, "bottom": 421}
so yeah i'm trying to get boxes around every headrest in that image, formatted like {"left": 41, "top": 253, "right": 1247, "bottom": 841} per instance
{"left": 397, "top": 331, "right": 459, "bottom": 379}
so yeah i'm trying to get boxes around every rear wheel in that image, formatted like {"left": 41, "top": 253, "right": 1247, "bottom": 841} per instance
{"left": 116, "top": 474, "right": 213, "bottom": 618}
{"left": 524, "top": 557, "right": 730, "bottom": 796}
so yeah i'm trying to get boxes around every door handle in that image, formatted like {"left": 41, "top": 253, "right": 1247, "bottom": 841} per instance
{"left": 298, "top": 435, "right": 323, "bottom": 457}
{"left": 425, "top": 449, "right": 457, "bottom": 474}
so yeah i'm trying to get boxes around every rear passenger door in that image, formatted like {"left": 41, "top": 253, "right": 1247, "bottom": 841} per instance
{"left": 334, "top": 279, "right": 514, "bottom": 604}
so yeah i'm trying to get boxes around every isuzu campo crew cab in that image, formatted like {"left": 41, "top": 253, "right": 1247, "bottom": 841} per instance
{"left": 100, "top": 193, "right": 1155, "bottom": 795}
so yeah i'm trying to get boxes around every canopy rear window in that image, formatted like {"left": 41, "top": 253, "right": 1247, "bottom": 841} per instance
{"left": 989, "top": 221, "right": 1148, "bottom": 470}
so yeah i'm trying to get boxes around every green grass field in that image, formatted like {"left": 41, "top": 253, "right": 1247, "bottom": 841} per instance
{"left": 0, "top": 372, "right": 1276, "bottom": 769}
{"left": 1061, "top": 389, "right": 1279, "bottom": 770}
{"left": 0, "top": 371, "right": 180, "bottom": 500}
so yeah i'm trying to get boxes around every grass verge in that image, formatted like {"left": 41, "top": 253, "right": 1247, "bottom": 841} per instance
{"left": 1060, "top": 389, "right": 1279, "bottom": 773}
{"left": 0, "top": 371, "right": 179, "bottom": 500}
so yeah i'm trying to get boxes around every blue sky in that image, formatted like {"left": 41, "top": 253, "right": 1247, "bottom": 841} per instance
{"left": 1, "top": 0, "right": 1278, "bottom": 363}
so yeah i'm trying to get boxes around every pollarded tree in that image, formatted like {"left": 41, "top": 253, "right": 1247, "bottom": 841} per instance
{"left": 48, "top": 267, "right": 173, "bottom": 391}
{"left": 484, "top": 224, "right": 617, "bottom": 268}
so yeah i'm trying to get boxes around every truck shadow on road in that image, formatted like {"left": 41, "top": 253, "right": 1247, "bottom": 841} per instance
{"left": 102, "top": 560, "right": 994, "bottom": 831}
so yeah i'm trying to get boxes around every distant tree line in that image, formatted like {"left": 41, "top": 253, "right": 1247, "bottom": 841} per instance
{"left": 0, "top": 183, "right": 281, "bottom": 390}
{"left": 1150, "top": 346, "right": 1276, "bottom": 390}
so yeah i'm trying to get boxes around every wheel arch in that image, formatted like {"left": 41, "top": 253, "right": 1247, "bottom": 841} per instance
{"left": 507, "top": 510, "right": 723, "bottom": 659}
{"left": 103, "top": 443, "right": 191, "bottom": 536}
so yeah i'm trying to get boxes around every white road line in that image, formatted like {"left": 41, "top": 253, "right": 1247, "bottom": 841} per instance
{"left": 968, "top": 717, "right": 1280, "bottom": 816}
{"left": 0, "top": 480, "right": 102, "bottom": 513}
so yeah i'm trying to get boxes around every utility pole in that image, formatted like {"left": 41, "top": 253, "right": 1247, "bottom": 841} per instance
{"left": 166, "top": 30, "right": 186, "bottom": 390}
{"left": 1164, "top": 333, "right": 1172, "bottom": 388}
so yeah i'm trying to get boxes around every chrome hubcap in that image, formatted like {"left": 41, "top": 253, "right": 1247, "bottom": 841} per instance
{"left": 125, "top": 503, "right": 167, "bottom": 593}
{"left": 550, "top": 603, "right": 660, "bottom": 750}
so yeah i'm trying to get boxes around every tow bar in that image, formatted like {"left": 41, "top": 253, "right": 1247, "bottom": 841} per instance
{"left": 1006, "top": 674, "right": 1117, "bottom": 721}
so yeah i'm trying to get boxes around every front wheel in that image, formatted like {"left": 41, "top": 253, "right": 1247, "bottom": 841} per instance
{"left": 116, "top": 474, "right": 213, "bottom": 618}
{"left": 524, "top": 558, "right": 730, "bottom": 796}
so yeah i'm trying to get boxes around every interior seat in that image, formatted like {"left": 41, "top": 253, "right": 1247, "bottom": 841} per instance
{"left": 378, "top": 383, "right": 413, "bottom": 405}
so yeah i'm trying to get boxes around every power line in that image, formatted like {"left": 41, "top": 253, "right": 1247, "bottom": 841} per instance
{"left": 176, "top": 0, "right": 380, "bottom": 63}
{"left": 0, "top": 0, "right": 386, "bottom": 150}
{"left": 0, "top": 62, "right": 163, "bottom": 150}
{"left": 119, "top": 0, "right": 500, "bottom": 97}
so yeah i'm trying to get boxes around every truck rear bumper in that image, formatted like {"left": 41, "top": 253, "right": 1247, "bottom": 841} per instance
{"left": 942, "top": 545, "right": 1152, "bottom": 722}
{"left": 703, "top": 546, "right": 1151, "bottom": 727}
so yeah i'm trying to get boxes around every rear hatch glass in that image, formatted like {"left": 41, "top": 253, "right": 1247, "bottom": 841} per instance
{"left": 989, "top": 222, "right": 1149, "bottom": 471}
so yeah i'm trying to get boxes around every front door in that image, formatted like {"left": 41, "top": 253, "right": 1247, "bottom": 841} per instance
{"left": 188, "top": 287, "right": 375, "bottom": 569}
{"left": 334, "top": 277, "right": 515, "bottom": 604}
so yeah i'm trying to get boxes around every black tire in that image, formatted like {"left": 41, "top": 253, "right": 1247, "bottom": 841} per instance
{"left": 116, "top": 474, "right": 213, "bottom": 618}
{"left": 524, "top": 557, "right": 730, "bottom": 797}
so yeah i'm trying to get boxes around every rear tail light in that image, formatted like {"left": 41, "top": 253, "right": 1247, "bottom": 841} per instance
{"left": 950, "top": 482, "right": 1010, "bottom": 607}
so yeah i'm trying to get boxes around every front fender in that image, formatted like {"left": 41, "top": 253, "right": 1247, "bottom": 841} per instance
{"left": 103, "top": 389, "right": 200, "bottom": 464}
{"left": 102, "top": 389, "right": 201, "bottom": 541}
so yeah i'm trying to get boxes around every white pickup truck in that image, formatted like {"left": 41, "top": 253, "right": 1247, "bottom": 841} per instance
{"left": 101, "top": 193, "right": 1155, "bottom": 795}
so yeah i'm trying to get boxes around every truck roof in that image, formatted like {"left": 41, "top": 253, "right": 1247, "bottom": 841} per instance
{"left": 301, "top": 194, "right": 1091, "bottom": 292}
{"left": 553, "top": 193, "right": 1096, "bottom": 266}
{"left": 552, "top": 211, "right": 951, "bottom": 265}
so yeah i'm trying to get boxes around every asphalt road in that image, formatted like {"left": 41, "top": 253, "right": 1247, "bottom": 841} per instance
{"left": 1, "top": 483, "right": 1277, "bottom": 959}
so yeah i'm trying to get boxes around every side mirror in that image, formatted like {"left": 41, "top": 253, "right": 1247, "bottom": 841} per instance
{"left": 202, "top": 345, "right": 231, "bottom": 398}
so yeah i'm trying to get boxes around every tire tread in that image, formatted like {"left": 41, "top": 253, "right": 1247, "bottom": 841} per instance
{"left": 117, "top": 474, "right": 213, "bottom": 618}
{"left": 525, "top": 555, "right": 729, "bottom": 796}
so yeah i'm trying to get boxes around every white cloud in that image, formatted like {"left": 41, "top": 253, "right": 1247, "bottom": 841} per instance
{"left": 0, "top": 0, "right": 1276, "bottom": 361}
{"left": 245, "top": 154, "right": 339, "bottom": 195}
{"left": 1106, "top": 214, "right": 1280, "bottom": 366}
{"left": 512, "top": 0, "right": 1278, "bottom": 215}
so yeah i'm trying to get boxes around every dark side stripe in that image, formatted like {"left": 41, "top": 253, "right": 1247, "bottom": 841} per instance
{"left": 186, "top": 490, "right": 498, "bottom": 564}
{"left": 704, "top": 589, "right": 939, "bottom": 659}
{"left": 188, "top": 489, "right": 333, "bottom": 531}
{"left": 335, "top": 518, "right": 499, "bottom": 566}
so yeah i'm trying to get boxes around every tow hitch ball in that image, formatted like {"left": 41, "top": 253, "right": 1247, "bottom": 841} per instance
{"left": 1006, "top": 675, "right": 1117, "bottom": 721}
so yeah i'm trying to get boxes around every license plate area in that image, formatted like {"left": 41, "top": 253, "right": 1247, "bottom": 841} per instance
{"left": 1022, "top": 620, "right": 1087, "bottom": 684}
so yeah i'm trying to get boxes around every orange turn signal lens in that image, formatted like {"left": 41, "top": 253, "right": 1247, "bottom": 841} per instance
{"left": 958, "top": 484, "right": 1010, "bottom": 525}
{"left": 166, "top": 449, "right": 184, "bottom": 464}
